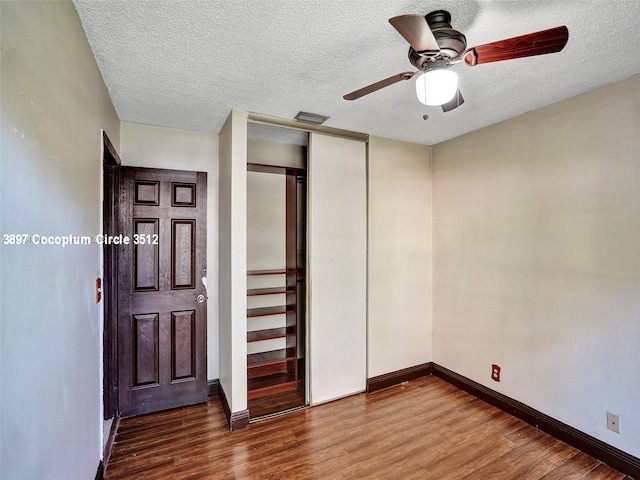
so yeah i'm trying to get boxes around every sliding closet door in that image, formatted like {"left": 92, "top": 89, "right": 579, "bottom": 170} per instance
{"left": 308, "top": 133, "right": 367, "bottom": 404}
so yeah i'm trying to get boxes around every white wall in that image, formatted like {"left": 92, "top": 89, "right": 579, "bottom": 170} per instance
{"left": 367, "top": 136, "right": 432, "bottom": 377}
{"left": 218, "top": 109, "right": 248, "bottom": 414}
{"left": 246, "top": 171, "right": 285, "bottom": 271}
{"left": 0, "top": 2, "right": 120, "bottom": 479}
{"left": 119, "top": 121, "right": 219, "bottom": 379}
{"left": 432, "top": 74, "right": 640, "bottom": 457}
{"left": 247, "top": 138, "right": 305, "bottom": 170}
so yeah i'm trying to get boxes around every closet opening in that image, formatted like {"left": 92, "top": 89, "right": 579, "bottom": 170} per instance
{"left": 246, "top": 124, "right": 308, "bottom": 419}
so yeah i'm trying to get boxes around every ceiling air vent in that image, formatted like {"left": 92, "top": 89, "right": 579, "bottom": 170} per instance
{"left": 294, "top": 111, "right": 329, "bottom": 125}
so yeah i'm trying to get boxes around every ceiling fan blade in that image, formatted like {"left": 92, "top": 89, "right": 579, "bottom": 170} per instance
{"left": 389, "top": 15, "right": 440, "bottom": 55}
{"left": 464, "top": 25, "right": 568, "bottom": 66}
{"left": 441, "top": 90, "right": 464, "bottom": 112}
{"left": 343, "top": 71, "right": 415, "bottom": 100}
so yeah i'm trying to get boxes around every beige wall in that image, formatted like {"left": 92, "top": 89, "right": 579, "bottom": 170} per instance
{"left": 432, "top": 74, "right": 640, "bottom": 456}
{"left": 0, "top": 2, "right": 120, "bottom": 478}
{"left": 119, "top": 121, "right": 219, "bottom": 378}
{"left": 367, "top": 136, "right": 433, "bottom": 377}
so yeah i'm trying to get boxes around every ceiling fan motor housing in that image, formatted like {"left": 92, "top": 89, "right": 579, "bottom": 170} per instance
{"left": 409, "top": 10, "right": 467, "bottom": 69}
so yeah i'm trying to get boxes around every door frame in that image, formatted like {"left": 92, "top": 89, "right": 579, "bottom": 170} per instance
{"left": 103, "top": 131, "right": 121, "bottom": 419}
{"left": 102, "top": 136, "right": 210, "bottom": 418}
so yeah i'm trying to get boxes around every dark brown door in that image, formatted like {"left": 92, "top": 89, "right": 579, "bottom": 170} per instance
{"left": 118, "top": 167, "right": 207, "bottom": 417}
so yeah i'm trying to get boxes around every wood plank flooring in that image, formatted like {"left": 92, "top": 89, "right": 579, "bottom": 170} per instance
{"left": 105, "top": 376, "right": 632, "bottom": 479}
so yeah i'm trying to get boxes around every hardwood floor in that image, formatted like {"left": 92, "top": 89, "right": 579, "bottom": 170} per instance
{"left": 105, "top": 376, "right": 632, "bottom": 479}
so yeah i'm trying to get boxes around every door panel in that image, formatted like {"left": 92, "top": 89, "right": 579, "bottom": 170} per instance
{"left": 132, "top": 313, "right": 159, "bottom": 387}
{"left": 171, "top": 310, "right": 196, "bottom": 380}
{"left": 172, "top": 220, "right": 195, "bottom": 289}
{"left": 133, "top": 219, "right": 159, "bottom": 290}
{"left": 118, "top": 167, "right": 207, "bottom": 417}
{"left": 308, "top": 134, "right": 367, "bottom": 405}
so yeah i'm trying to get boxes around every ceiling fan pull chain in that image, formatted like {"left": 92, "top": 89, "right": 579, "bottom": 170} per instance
{"left": 423, "top": 79, "right": 429, "bottom": 121}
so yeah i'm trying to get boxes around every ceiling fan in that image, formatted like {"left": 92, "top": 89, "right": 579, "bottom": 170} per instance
{"left": 343, "top": 10, "right": 569, "bottom": 112}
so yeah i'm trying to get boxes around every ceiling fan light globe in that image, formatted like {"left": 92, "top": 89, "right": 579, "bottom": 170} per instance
{"left": 416, "top": 69, "right": 458, "bottom": 106}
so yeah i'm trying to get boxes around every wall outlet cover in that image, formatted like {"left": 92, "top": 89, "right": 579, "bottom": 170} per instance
{"left": 607, "top": 411, "right": 620, "bottom": 434}
{"left": 491, "top": 364, "right": 501, "bottom": 382}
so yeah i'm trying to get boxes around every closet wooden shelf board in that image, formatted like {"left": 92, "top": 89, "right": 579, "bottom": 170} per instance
{"left": 247, "top": 286, "right": 296, "bottom": 296}
{"left": 247, "top": 326, "right": 296, "bottom": 343}
{"left": 247, "top": 305, "right": 296, "bottom": 318}
{"left": 247, "top": 269, "right": 297, "bottom": 276}
{"left": 247, "top": 348, "right": 297, "bottom": 368}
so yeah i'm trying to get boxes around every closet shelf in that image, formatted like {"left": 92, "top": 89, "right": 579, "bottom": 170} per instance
{"left": 247, "top": 327, "right": 296, "bottom": 343}
{"left": 247, "top": 269, "right": 297, "bottom": 276}
{"left": 247, "top": 348, "right": 297, "bottom": 368}
{"left": 248, "top": 163, "right": 305, "bottom": 175}
{"left": 247, "top": 305, "right": 296, "bottom": 318}
{"left": 247, "top": 286, "right": 295, "bottom": 297}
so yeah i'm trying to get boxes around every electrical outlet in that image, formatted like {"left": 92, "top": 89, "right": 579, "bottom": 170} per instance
{"left": 607, "top": 411, "right": 620, "bottom": 434}
{"left": 491, "top": 364, "right": 501, "bottom": 382}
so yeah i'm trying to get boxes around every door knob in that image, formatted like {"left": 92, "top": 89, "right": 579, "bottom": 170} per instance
{"left": 196, "top": 294, "right": 205, "bottom": 303}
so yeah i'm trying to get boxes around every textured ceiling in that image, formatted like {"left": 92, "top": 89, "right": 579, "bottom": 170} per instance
{"left": 73, "top": 0, "right": 640, "bottom": 145}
